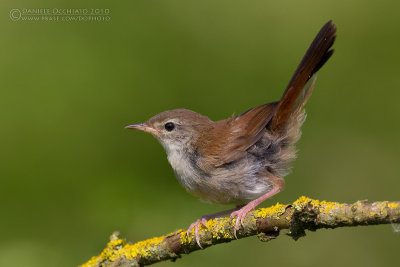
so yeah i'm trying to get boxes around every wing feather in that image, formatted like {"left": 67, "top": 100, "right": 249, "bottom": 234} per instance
{"left": 197, "top": 21, "right": 336, "bottom": 168}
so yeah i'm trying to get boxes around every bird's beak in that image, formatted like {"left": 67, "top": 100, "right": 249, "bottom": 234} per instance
{"left": 125, "top": 123, "right": 158, "bottom": 134}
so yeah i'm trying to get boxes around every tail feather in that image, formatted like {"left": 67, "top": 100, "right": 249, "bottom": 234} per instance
{"left": 269, "top": 20, "right": 336, "bottom": 133}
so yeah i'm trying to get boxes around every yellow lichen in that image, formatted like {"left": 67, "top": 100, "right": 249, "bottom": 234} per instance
{"left": 293, "top": 196, "right": 315, "bottom": 209}
{"left": 370, "top": 201, "right": 390, "bottom": 217}
{"left": 181, "top": 217, "right": 234, "bottom": 244}
{"left": 378, "top": 201, "right": 388, "bottom": 212}
{"left": 180, "top": 230, "right": 191, "bottom": 244}
{"left": 117, "top": 235, "right": 165, "bottom": 260}
{"left": 81, "top": 255, "right": 102, "bottom": 267}
{"left": 81, "top": 236, "right": 166, "bottom": 267}
{"left": 80, "top": 239, "right": 125, "bottom": 267}
{"left": 85, "top": 196, "right": 396, "bottom": 266}
{"left": 254, "top": 203, "right": 287, "bottom": 219}
{"left": 292, "top": 196, "right": 343, "bottom": 214}
{"left": 205, "top": 217, "right": 233, "bottom": 239}
{"left": 319, "top": 200, "right": 344, "bottom": 214}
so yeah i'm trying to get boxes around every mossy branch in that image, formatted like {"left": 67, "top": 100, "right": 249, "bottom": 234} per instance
{"left": 81, "top": 196, "right": 400, "bottom": 267}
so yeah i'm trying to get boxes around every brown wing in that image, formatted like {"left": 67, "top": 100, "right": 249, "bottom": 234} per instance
{"left": 198, "top": 21, "right": 336, "bottom": 168}
{"left": 197, "top": 102, "right": 277, "bottom": 168}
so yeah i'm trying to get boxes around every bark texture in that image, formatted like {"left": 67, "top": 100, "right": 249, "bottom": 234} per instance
{"left": 81, "top": 196, "right": 400, "bottom": 267}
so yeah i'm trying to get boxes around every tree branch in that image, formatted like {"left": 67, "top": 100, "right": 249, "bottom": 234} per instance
{"left": 81, "top": 196, "right": 400, "bottom": 267}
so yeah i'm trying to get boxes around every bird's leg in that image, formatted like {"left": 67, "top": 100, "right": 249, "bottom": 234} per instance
{"left": 187, "top": 207, "right": 241, "bottom": 248}
{"left": 230, "top": 176, "right": 285, "bottom": 239}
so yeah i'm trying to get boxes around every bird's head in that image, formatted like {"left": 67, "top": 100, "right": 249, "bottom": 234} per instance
{"left": 126, "top": 109, "right": 212, "bottom": 154}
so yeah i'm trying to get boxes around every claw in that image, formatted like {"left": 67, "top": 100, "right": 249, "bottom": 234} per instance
{"left": 187, "top": 218, "right": 208, "bottom": 248}
{"left": 229, "top": 185, "right": 283, "bottom": 239}
{"left": 230, "top": 205, "right": 255, "bottom": 239}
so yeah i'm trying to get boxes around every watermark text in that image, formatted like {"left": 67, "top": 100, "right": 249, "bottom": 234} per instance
{"left": 10, "top": 8, "right": 111, "bottom": 22}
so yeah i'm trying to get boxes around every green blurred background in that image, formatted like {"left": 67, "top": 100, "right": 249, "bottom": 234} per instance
{"left": 1, "top": 0, "right": 399, "bottom": 266}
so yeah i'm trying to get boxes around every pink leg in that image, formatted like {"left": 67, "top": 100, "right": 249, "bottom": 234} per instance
{"left": 230, "top": 177, "right": 285, "bottom": 239}
{"left": 187, "top": 207, "right": 240, "bottom": 248}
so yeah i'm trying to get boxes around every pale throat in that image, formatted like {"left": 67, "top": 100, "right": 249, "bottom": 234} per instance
{"left": 159, "top": 138, "right": 201, "bottom": 191}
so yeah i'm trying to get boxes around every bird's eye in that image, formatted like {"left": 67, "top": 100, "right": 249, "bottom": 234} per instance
{"left": 164, "top": 122, "right": 175, "bottom": 132}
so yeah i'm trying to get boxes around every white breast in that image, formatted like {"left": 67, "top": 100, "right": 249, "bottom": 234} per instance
{"left": 161, "top": 139, "right": 271, "bottom": 205}
{"left": 165, "top": 145, "right": 202, "bottom": 192}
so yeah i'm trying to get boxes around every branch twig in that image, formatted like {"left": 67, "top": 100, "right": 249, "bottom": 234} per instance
{"left": 81, "top": 196, "right": 400, "bottom": 267}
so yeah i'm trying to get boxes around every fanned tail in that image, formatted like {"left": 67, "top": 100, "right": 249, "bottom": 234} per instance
{"left": 269, "top": 20, "right": 336, "bottom": 133}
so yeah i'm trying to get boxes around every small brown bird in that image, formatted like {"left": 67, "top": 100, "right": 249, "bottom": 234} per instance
{"left": 126, "top": 21, "right": 336, "bottom": 247}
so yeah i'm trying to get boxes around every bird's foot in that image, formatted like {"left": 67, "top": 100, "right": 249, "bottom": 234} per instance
{"left": 186, "top": 208, "right": 239, "bottom": 248}
{"left": 187, "top": 217, "right": 209, "bottom": 248}
{"left": 230, "top": 202, "right": 257, "bottom": 239}
{"left": 230, "top": 179, "right": 284, "bottom": 239}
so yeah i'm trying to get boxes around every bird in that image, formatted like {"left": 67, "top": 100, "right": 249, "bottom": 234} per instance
{"left": 126, "top": 20, "right": 336, "bottom": 248}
